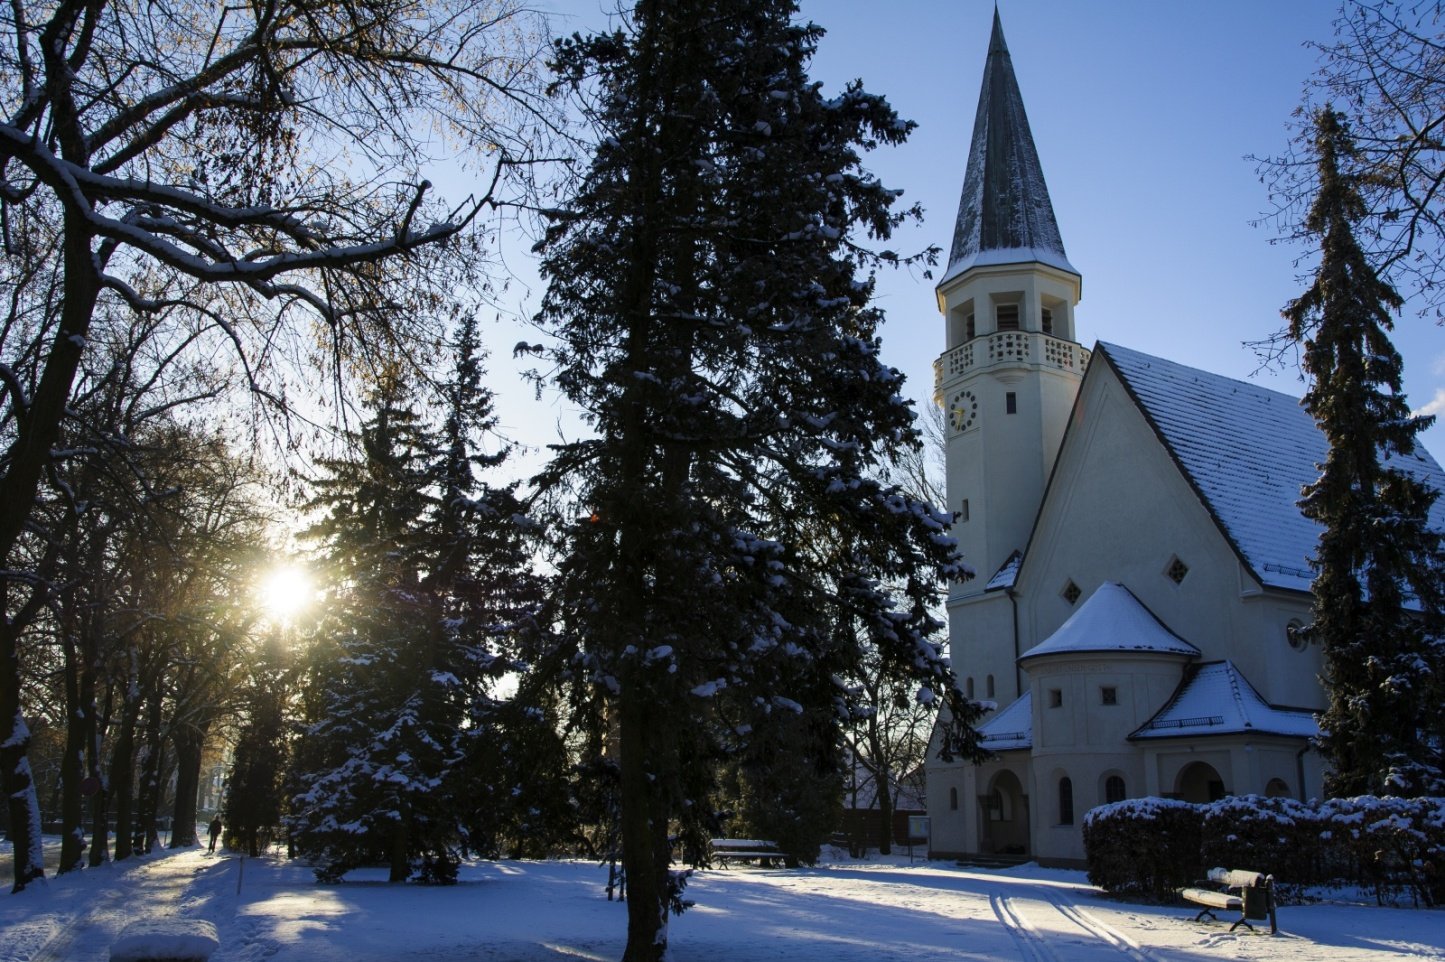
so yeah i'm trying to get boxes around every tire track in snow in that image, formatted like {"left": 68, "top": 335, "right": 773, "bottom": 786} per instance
{"left": 990, "top": 892, "right": 1062, "bottom": 962}
{"left": 1042, "top": 890, "right": 1166, "bottom": 962}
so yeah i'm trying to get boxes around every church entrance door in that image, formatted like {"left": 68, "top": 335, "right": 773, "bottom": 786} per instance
{"left": 1176, "top": 761, "right": 1226, "bottom": 803}
{"left": 978, "top": 770, "right": 1029, "bottom": 856}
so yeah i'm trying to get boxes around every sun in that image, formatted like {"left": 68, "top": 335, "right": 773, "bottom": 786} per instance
{"left": 258, "top": 566, "right": 313, "bottom": 621}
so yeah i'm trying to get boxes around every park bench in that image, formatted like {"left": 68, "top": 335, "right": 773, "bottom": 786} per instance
{"left": 1178, "top": 867, "right": 1277, "bottom": 934}
{"left": 709, "top": 838, "right": 788, "bottom": 867}
{"left": 110, "top": 918, "right": 219, "bottom": 962}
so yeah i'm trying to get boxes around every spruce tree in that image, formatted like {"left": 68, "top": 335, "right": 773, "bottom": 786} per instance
{"left": 225, "top": 633, "right": 293, "bottom": 857}
{"left": 1285, "top": 107, "right": 1445, "bottom": 797}
{"left": 536, "top": 2, "right": 981, "bottom": 955}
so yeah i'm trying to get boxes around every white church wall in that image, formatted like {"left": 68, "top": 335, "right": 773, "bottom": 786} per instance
{"left": 946, "top": 590, "right": 1022, "bottom": 708}
{"left": 1015, "top": 362, "right": 1316, "bottom": 707}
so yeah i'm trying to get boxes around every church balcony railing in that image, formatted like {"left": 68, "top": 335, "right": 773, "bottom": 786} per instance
{"left": 933, "top": 331, "right": 1091, "bottom": 391}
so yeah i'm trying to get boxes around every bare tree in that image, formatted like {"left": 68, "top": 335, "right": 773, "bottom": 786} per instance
{"left": 0, "top": 0, "right": 553, "bottom": 890}
{"left": 1259, "top": 1, "right": 1445, "bottom": 319}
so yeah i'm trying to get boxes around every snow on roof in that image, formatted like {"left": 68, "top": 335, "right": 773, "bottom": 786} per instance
{"left": 1018, "top": 581, "right": 1200, "bottom": 662}
{"left": 985, "top": 549, "right": 1023, "bottom": 592}
{"left": 978, "top": 690, "right": 1032, "bottom": 751}
{"left": 938, "top": 247, "right": 1079, "bottom": 287}
{"left": 945, "top": 10, "right": 1073, "bottom": 283}
{"left": 1100, "top": 342, "right": 1445, "bottom": 593}
{"left": 1130, "top": 660, "right": 1319, "bottom": 740}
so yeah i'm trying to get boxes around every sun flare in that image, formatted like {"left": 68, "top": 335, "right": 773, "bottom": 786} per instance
{"left": 259, "top": 566, "right": 313, "bottom": 620}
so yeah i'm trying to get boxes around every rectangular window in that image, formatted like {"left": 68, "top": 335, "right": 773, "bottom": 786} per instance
{"left": 966, "top": 313, "right": 976, "bottom": 341}
{"left": 1048, "top": 688, "right": 1063, "bottom": 708}
{"left": 1041, "top": 307, "right": 1054, "bottom": 335}
{"left": 960, "top": 498, "right": 970, "bottom": 522}
{"left": 1101, "top": 686, "right": 1117, "bottom": 706}
{"left": 1006, "top": 392, "right": 1017, "bottom": 415}
{"left": 996, "top": 303, "right": 1019, "bottom": 331}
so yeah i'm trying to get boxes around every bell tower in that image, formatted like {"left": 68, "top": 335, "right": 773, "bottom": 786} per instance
{"left": 937, "top": 10, "right": 1088, "bottom": 703}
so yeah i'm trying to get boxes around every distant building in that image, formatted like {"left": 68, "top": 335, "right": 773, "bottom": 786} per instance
{"left": 924, "top": 11, "right": 1445, "bottom": 867}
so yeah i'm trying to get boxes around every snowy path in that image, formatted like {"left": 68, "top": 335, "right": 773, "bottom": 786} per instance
{"left": 2, "top": 849, "right": 1443, "bottom": 961}
{"left": 3, "top": 850, "right": 233, "bottom": 962}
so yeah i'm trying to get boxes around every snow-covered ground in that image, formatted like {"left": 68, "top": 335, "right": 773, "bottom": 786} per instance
{"left": 1, "top": 845, "right": 1441, "bottom": 962}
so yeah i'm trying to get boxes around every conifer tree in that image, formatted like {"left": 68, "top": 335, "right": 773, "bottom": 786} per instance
{"left": 288, "top": 337, "right": 544, "bottom": 882}
{"left": 225, "top": 632, "right": 294, "bottom": 857}
{"left": 536, "top": 2, "right": 981, "bottom": 955}
{"left": 1285, "top": 107, "right": 1445, "bottom": 797}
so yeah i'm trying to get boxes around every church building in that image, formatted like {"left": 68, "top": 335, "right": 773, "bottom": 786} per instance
{"left": 924, "top": 11, "right": 1445, "bottom": 867}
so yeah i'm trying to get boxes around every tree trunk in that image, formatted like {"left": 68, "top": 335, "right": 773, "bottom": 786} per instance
{"left": 876, "top": 781, "right": 895, "bottom": 857}
{"left": 110, "top": 692, "right": 140, "bottom": 861}
{"left": 169, "top": 723, "right": 206, "bottom": 847}
{"left": 135, "top": 688, "right": 165, "bottom": 853}
{"left": 0, "top": 613, "right": 45, "bottom": 892}
{"left": 389, "top": 818, "right": 409, "bottom": 883}
{"left": 618, "top": 691, "right": 670, "bottom": 962}
{"left": 88, "top": 680, "right": 113, "bottom": 867}
{"left": 58, "top": 604, "right": 86, "bottom": 874}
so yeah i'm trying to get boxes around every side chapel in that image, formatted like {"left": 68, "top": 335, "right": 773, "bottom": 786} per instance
{"left": 924, "top": 11, "right": 1445, "bottom": 866}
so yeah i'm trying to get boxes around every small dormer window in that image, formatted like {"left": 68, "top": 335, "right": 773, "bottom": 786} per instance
{"left": 1101, "top": 686, "right": 1117, "bottom": 706}
{"left": 996, "top": 303, "right": 1019, "bottom": 331}
{"left": 1041, "top": 307, "right": 1054, "bottom": 335}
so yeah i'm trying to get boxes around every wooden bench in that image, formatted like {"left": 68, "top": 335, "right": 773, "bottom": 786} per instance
{"left": 709, "top": 838, "right": 787, "bottom": 867}
{"left": 1179, "top": 867, "right": 1277, "bottom": 934}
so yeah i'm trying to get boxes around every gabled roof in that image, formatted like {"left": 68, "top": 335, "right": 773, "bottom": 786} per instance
{"left": 942, "top": 9, "right": 1076, "bottom": 286}
{"left": 978, "top": 690, "right": 1032, "bottom": 751}
{"left": 985, "top": 549, "right": 1023, "bottom": 592}
{"left": 1099, "top": 342, "right": 1445, "bottom": 594}
{"left": 1130, "top": 661, "right": 1318, "bottom": 741}
{"left": 1018, "top": 581, "right": 1200, "bottom": 662}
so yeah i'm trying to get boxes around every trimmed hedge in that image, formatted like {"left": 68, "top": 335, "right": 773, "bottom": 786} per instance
{"left": 1083, "top": 794, "right": 1445, "bottom": 907}
{"left": 1081, "top": 797, "right": 1201, "bottom": 900}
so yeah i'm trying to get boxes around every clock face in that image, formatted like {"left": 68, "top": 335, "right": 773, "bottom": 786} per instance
{"left": 948, "top": 389, "right": 978, "bottom": 432}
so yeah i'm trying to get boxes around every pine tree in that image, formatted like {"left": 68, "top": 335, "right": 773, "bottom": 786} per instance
{"left": 1285, "top": 107, "right": 1445, "bottom": 797}
{"left": 225, "top": 632, "right": 293, "bottom": 857}
{"left": 536, "top": 2, "right": 982, "bottom": 955}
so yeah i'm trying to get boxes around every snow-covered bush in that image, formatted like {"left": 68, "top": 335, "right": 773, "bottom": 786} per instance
{"left": 1317, "top": 796, "right": 1445, "bottom": 907}
{"left": 1084, "top": 794, "right": 1445, "bottom": 907}
{"left": 1081, "top": 797, "right": 1202, "bottom": 899}
{"left": 1199, "top": 794, "right": 1324, "bottom": 901}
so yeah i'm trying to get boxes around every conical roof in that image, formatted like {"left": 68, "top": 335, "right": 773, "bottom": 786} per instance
{"left": 943, "top": 10, "right": 1075, "bottom": 284}
{"left": 1018, "top": 582, "right": 1199, "bottom": 662}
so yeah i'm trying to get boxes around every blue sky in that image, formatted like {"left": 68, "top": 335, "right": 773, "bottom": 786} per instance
{"left": 492, "top": 1, "right": 1445, "bottom": 462}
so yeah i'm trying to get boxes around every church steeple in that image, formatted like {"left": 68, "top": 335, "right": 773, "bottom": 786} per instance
{"left": 935, "top": 9, "right": 1088, "bottom": 670}
{"left": 945, "top": 9, "right": 1076, "bottom": 283}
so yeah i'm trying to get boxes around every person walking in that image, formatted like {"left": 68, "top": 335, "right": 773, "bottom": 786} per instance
{"left": 207, "top": 815, "right": 222, "bottom": 854}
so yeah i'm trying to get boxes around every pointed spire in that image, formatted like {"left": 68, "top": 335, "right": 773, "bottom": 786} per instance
{"left": 945, "top": 10, "right": 1075, "bottom": 283}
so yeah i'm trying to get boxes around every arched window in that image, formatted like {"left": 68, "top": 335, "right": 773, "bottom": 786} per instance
{"left": 1105, "top": 775, "right": 1126, "bottom": 804}
{"left": 1058, "top": 777, "right": 1074, "bottom": 825}
{"left": 986, "top": 674, "right": 995, "bottom": 698}
{"left": 965, "top": 677, "right": 975, "bottom": 699}
{"left": 1265, "top": 778, "right": 1290, "bottom": 798}
{"left": 949, "top": 787, "right": 958, "bottom": 811}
